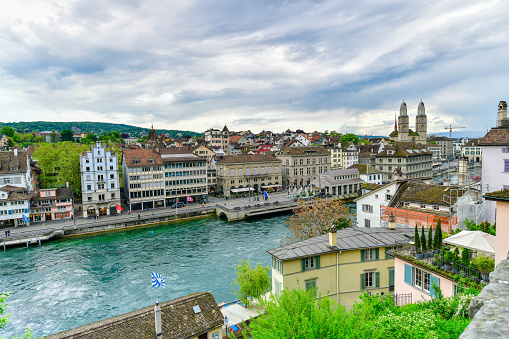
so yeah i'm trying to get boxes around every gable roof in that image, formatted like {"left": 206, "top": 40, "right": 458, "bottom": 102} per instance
{"left": 267, "top": 227, "right": 415, "bottom": 261}
{"left": 389, "top": 182, "right": 467, "bottom": 207}
{"left": 375, "top": 142, "right": 431, "bottom": 157}
{"left": 47, "top": 292, "right": 223, "bottom": 339}
{"left": 122, "top": 149, "right": 163, "bottom": 167}
{"left": 0, "top": 150, "right": 28, "bottom": 174}
{"left": 347, "top": 164, "right": 382, "bottom": 174}
{"left": 478, "top": 128, "right": 509, "bottom": 146}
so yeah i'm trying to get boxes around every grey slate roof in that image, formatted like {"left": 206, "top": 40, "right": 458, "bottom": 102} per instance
{"left": 267, "top": 227, "right": 415, "bottom": 261}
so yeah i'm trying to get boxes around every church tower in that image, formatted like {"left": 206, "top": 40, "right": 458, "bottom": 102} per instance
{"left": 398, "top": 100, "right": 410, "bottom": 141}
{"left": 415, "top": 100, "right": 427, "bottom": 144}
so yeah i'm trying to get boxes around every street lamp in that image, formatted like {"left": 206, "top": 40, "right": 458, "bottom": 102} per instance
{"left": 224, "top": 315, "right": 229, "bottom": 338}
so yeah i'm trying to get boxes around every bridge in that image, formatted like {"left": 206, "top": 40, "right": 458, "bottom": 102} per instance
{"left": 215, "top": 200, "right": 300, "bottom": 221}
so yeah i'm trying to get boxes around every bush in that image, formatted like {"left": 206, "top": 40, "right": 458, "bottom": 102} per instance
{"left": 472, "top": 254, "right": 495, "bottom": 274}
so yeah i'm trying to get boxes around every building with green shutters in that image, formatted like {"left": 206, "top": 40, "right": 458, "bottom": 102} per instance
{"left": 267, "top": 227, "right": 415, "bottom": 310}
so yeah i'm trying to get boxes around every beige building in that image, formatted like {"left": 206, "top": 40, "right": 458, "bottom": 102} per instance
{"left": 205, "top": 125, "right": 230, "bottom": 155}
{"left": 461, "top": 138, "right": 482, "bottom": 163}
{"left": 193, "top": 145, "right": 216, "bottom": 169}
{"left": 216, "top": 154, "right": 282, "bottom": 196}
{"left": 428, "top": 136, "right": 454, "bottom": 160}
{"left": 374, "top": 142, "right": 433, "bottom": 182}
{"left": 267, "top": 227, "right": 415, "bottom": 310}
{"left": 275, "top": 146, "right": 330, "bottom": 188}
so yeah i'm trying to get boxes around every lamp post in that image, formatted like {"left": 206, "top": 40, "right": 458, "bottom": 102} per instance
{"left": 224, "top": 315, "right": 229, "bottom": 338}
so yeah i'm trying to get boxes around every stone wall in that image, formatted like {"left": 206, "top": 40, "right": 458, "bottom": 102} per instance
{"left": 461, "top": 254, "right": 509, "bottom": 338}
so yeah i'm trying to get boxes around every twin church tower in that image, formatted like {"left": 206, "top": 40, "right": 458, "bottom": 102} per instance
{"left": 390, "top": 100, "right": 427, "bottom": 144}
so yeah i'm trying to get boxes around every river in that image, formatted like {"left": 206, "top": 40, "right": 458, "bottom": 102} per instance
{"left": 0, "top": 215, "right": 290, "bottom": 337}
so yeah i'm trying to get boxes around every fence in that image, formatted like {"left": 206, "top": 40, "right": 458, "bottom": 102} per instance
{"left": 381, "top": 206, "right": 456, "bottom": 233}
{"left": 393, "top": 293, "right": 412, "bottom": 306}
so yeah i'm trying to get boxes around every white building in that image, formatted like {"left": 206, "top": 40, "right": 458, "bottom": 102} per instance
{"left": 0, "top": 149, "right": 31, "bottom": 190}
{"left": 354, "top": 181, "right": 400, "bottom": 228}
{"left": 310, "top": 168, "right": 363, "bottom": 197}
{"left": 0, "top": 186, "right": 31, "bottom": 228}
{"left": 461, "top": 139, "right": 482, "bottom": 163}
{"left": 348, "top": 164, "right": 383, "bottom": 185}
{"left": 80, "top": 143, "right": 121, "bottom": 218}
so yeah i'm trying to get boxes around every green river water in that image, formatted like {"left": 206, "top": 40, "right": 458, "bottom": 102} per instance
{"left": 0, "top": 215, "right": 290, "bottom": 337}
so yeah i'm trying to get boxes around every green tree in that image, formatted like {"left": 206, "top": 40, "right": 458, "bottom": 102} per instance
{"left": 414, "top": 225, "right": 421, "bottom": 252}
{"left": 82, "top": 134, "right": 97, "bottom": 144}
{"left": 360, "top": 138, "right": 372, "bottom": 145}
{"left": 434, "top": 219, "right": 442, "bottom": 250}
{"left": 427, "top": 226, "right": 433, "bottom": 251}
{"left": 1, "top": 126, "right": 15, "bottom": 137}
{"left": 472, "top": 254, "right": 495, "bottom": 274}
{"left": 461, "top": 248, "right": 471, "bottom": 266}
{"left": 50, "top": 130, "right": 57, "bottom": 143}
{"left": 32, "top": 142, "right": 89, "bottom": 196}
{"left": 421, "top": 226, "right": 427, "bottom": 252}
{"left": 231, "top": 259, "right": 271, "bottom": 306}
{"left": 60, "top": 129, "right": 74, "bottom": 142}
{"left": 34, "top": 136, "right": 43, "bottom": 143}
{"left": 339, "top": 133, "right": 360, "bottom": 144}
{"left": 283, "top": 198, "right": 352, "bottom": 245}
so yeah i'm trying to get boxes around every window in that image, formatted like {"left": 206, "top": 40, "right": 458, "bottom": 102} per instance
{"left": 110, "top": 174, "right": 114, "bottom": 179}
{"left": 87, "top": 185, "right": 92, "bottom": 191}
{"left": 272, "top": 257, "right": 283, "bottom": 274}
{"left": 361, "top": 248, "right": 379, "bottom": 261}
{"left": 98, "top": 183, "right": 104, "bottom": 190}
{"left": 360, "top": 271, "right": 379, "bottom": 290}
{"left": 385, "top": 194, "right": 392, "bottom": 201}
{"left": 88, "top": 196, "right": 92, "bottom": 201}
{"left": 421, "top": 204, "right": 426, "bottom": 209}
{"left": 110, "top": 182, "right": 115, "bottom": 189}
{"left": 230, "top": 170, "right": 234, "bottom": 176}
{"left": 239, "top": 169, "right": 242, "bottom": 176}
{"left": 404, "top": 264, "right": 439, "bottom": 296}
{"left": 86, "top": 167, "right": 90, "bottom": 171}
{"left": 305, "top": 278, "right": 317, "bottom": 290}
{"left": 362, "top": 204, "right": 373, "bottom": 213}
{"left": 504, "top": 159, "right": 509, "bottom": 172}
{"left": 433, "top": 205, "right": 439, "bottom": 211}
{"left": 302, "top": 256, "right": 320, "bottom": 271}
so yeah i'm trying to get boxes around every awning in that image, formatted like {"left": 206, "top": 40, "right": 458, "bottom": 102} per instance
{"left": 230, "top": 188, "right": 255, "bottom": 193}
{"left": 261, "top": 184, "right": 282, "bottom": 188}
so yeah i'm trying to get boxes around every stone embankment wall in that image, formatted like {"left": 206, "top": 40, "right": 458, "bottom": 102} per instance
{"left": 461, "top": 254, "right": 509, "bottom": 338}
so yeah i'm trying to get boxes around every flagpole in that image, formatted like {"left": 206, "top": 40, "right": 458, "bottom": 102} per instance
{"left": 150, "top": 272, "right": 153, "bottom": 305}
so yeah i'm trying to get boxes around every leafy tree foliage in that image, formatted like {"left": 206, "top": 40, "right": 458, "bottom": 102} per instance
{"left": 50, "top": 131, "right": 57, "bottom": 143}
{"left": 428, "top": 225, "right": 433, "bottom": 250}
{"left": 434, "top": 218, "right": 442, "bottom": 250}
{"left": 32, "top": 142, "right": 89, "bottom": 196}
{"left": 121, "top": 133, "right": 129, "bottom": 139}
{"left": 339, "top": 133, "right": 360, "bottom": 144}
{"left": 421, "top": 226, "right": 427, "bottom": 252}
{"left": 1, "top": 126, "right": 15, "bottom": 137}
{"left": 81, "top": 133, "right": 97, "bottom": 144}
{"left": 414, "top": 225, "right": 421, "bottom": 252}
{"left": 464, "top": 219, "right": 496, "bottom": 236}
{"left": 60, "top": 129, "right": 74, "bottom": 142}
{"left": 231, "top": 259, "right": 271, "bottom": 305}
{"left": 283, "top": 198, "right": 352, "bottom": 245}
{"left": 243, "top": 288, "right": 473, "bottom": 339}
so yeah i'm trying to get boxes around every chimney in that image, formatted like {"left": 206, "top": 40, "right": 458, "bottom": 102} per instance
{"left": 66, "top": 181, "right": 69, "bottom": 188}
{"left": 14, "top": 148, "right": 18, "bottom": 157}
{"left": 154, "top": 301, "right": 162, "bottom": 337}
{"left": 329, "top": 224, "right": 337, "bottom": 248}
{"left": 388, "top": 214, "right": 396, "bottom": 229}
{"left": 497, "top": 101, "right": 508, "bottom": 128}
{"left": 458, "top": 156, "right": 467, "bottom": 186}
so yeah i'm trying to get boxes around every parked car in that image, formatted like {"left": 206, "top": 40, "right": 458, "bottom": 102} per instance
{"left": 171, "top": 202, "right": 185, "bottom": 208}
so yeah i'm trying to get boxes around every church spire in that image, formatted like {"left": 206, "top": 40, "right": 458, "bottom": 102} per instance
{"left": 394, "top": 112, "right": 397, "bottom": 131}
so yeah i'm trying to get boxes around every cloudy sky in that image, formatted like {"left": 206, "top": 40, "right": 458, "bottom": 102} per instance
{"left": 1, "top": 0, "right": 508, "bottom": 136}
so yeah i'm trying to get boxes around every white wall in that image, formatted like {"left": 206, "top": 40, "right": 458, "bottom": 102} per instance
{"left": 482, "top": 146, "right": 509, "bottom": 223}
{"left": 356, "top": 182, "right": 399, "bottom": 227}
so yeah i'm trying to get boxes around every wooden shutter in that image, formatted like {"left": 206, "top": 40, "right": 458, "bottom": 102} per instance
{"left": 404, "top": 264, "right": 413, "bottom": 285}
{"left": 505, "top": 160, "right": 509, "bottom": 172}
{"left": 430, "top": 275, "right": 440, "bottom": 298}
{"left": 389, "top": 269, "right": 395, "bottom": 287}
{"left": 360, "top": 274, "right": 365, "bottom": 290}
{"left": 385, "top": 247, "right": 390, "bottom": 259}
{"left": 375, "top": 272, "right": 380, "bottom": 288}
{"left": 375, "top": 248, "right": 379, "bottom": 260}
{"left": 360, "top": 249, "right": 365, "bottom": 262}
{"left": 316, "top": 256, "right": 320, "bottom": 269}
{"left": 301, "top": 258, "right": 306, "bottom": 272}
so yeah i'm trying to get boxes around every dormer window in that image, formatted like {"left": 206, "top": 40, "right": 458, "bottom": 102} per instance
{"left": 388, "top": 150, "right": 394, "bottom": 155}
{"left": 133, "top": 159, "right": 140, "bottom": 165}
{"left": 148, "top": 159, "right": 154, "bottom": 164}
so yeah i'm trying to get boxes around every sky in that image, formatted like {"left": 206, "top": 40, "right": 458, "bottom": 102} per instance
{"left": 1, "top": 0, "right": 508, "bottom": 136}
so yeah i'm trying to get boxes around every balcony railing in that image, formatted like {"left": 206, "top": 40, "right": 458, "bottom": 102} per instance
{"left": 391, "top": 246, "right": 489, "bottom": 285}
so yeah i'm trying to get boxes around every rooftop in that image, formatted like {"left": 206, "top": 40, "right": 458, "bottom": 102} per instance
{"left": 484, "top": 189, "right": 509, "bottom": 202}
{"left": 478, "top": 128, "right": 509, "bottom": 146}
{"left": 347, "top": 163, "right": 382, "bottom": 174}
{"left": 267, "top": 227, "right": 415, "bottom": 261}
{"left": 216, "top": 154, "right": 280, "bottom": 164}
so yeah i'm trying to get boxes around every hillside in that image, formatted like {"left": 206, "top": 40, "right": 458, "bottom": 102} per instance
{"left": 0, "top": 121, "right": 203, "bottom": 138}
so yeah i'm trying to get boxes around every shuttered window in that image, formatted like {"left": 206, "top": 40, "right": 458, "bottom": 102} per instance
{"left": 360, "top": 272, "right": 380, "bottom": 290}
{"left": 301, "top": 256, "right": 320, "bottom": 271}
{"left": 505, "top": 160, "right": 509, "bottom": 172}
{"left": 430, "top": 275, "right": 440, "bottom": 297}
{"left": 389, "top": 269, "right": 395, "bottom": 291}
{"left": 404, "top": 264, "right": 413, "bottom": 285}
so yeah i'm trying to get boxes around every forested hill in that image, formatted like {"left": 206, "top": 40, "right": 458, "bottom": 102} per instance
{"left": 0, "top": 121, "right": 203, "bottom": 138}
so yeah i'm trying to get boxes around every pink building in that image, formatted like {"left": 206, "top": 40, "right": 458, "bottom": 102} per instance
{"left": 31, "top": 187, "right": 74, "bottom": 221}
{"left": 484, "top": 190, "right": 509, "bottom": 266}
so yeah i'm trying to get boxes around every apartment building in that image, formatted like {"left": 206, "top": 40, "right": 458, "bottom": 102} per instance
{"left": 30, "top": 186, "right": 73, "bottom": 221}
{"left": 276, "top": 146, "right": 330, "bottom": 188}
{"left": 205, "top": 125, "right": 230, "bottom": 155}
{"left": 216, "top": 154, "right": 282, "bottom": 196}
{"left": 374, "top": 143, "right": 433, "bottom": 182}
{"left": 0, "top": 185, "right": 31, "bottom": 227}
{"left": 80, "top": 143, "right": 121, "bottom": 217}
{"left": 0, "top": 149, "right": 32, "bottom": 190}
{"left": 427, "top": 136, "right": 454, "bottom": 160}
{"left": 461, "top": 139, "right": 482, "bottom": 163}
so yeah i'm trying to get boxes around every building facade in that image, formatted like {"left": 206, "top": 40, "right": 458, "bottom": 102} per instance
{"left": 461, "top": 139, "right": 482, "bottom": 163}
{"left": 205, "top": 125, "right": 230, "bottom": 155}
{"left": 30, "top": 187, "right": 73, "bottom": 222}
{"left": 310, "top": 168, "right": 363, "bottom": 198}
{"left": 0, "top": 149, "right": 31, "bottom": 190}
{"left": 267, "top": 227, "right": 415, "bottom": 310}
{"left": 216, "top": 154, "right": 282, "bottom": 195}
{"left": 428, "top": 136, "right": 454, "bottom": 160}
{"left": 0, "top": 185, "right": 30, "bottom": 227}
{"left": 80, "top": 143, "right": 121, "bottom": 217}
{"left": 374, "top": 143, "right": 433, "bottom": 182}
{"left": 391, "top": 100, "right": 428, "bottom": 144}
{"left": 276, "top": 146, "right": 330, "bottom": 188}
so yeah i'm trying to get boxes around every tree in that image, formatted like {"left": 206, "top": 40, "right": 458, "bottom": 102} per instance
{"left": 414, "top": 225, "right": 421, "bottom": 252}
{"left": 121, "top": 133, "right": 129, "bottom": 139}
{"left": 427, "top": 225, "right": 433, "bottom": 251}
{"left": 434, "top": 219, "right": 442, "bottom": 250}
{"left": 61, "top": 129, "right": 74, "bottom": 142}
{"left": 421, "top": 226, "right": 427, "bottom": 252}
{"left": 231, "top": 259, "right": 271, "bottom": 305}
{"left": 32, "top": 142, "right": 89, "bottom": 195}
{"left": 360, "top": 138, "right": 372, "bottom": 145}
{"left": 339, "top": 133, "right": 360, "bottom": 144}
{"left": 34, "top": 136, "right": 43, "bottom": 143}
{"left": 1, "top": 126, "right": 15, "bottom": 137}
{"left": 283, "top": 198, "right": 352, "bottom": 245}
{"left": 461, "top": 248, "right": 471, "bottom": 266}
{"left": 81, "top": 133, "right": 97, "bottom": 144}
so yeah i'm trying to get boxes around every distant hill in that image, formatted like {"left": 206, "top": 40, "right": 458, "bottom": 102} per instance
{"left": 0, "top": 121, "right": 203, "bottom": 138}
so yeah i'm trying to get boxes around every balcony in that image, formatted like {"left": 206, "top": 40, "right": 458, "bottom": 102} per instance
{"left": 390, "top": 246, "right": 489, "bottom": 286}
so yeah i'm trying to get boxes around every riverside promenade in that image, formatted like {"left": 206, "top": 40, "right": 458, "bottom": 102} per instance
{"left": 0, "top": 191, "right": 295, "bottom": 248}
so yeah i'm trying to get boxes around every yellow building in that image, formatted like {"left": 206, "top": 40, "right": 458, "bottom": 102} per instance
{"left": 267, "top": 227, "right": 414, "bottom": 310}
